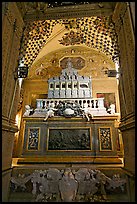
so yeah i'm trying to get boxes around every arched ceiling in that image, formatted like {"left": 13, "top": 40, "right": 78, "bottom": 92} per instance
{"left": 17, "top": 2, "right": 119, "bottom": 73}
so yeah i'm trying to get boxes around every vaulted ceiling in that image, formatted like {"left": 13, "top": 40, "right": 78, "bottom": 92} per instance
{"left": 16, "top": 2, "right": 119, "bottom": 78}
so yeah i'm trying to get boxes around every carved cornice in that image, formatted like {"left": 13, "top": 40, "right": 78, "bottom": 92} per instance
{"left": 23, "top": 2, "right": 116, "bottom": 22}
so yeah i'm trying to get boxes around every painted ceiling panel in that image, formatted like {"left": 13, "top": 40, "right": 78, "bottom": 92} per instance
{"left": 27, "top": 46, "right": 115, "bottom": 80}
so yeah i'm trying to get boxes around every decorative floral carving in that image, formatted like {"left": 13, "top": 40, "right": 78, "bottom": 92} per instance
{"left": 35, "top": 64, "right": 47, "bottom": 76}
{"left": 10, "top": 174, "right": 32, "bottom": 192}
{"left": 99, "top": 128, "right": 112, "bottom": 150}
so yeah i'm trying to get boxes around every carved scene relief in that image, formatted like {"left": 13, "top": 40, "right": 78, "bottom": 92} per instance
{"left": 48, "top": 128, "right": 91, "bottom": 150}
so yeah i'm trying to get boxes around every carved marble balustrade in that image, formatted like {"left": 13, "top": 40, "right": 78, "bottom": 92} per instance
{"left": 36, "top": 97, "right": 105, "bottom": 109}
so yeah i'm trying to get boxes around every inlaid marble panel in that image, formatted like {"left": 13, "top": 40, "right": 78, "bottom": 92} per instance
{"left": 99, "top": 127, "right": 112, "bottom": 151}
{"left": 27, "top": 128, "right": 40, "bottom": 150}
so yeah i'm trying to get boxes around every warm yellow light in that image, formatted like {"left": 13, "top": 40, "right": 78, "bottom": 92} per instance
{"left": 15, "top": 111, "right": 21, "bottom": 128}
{"left": 15, "top": 114, "right": 19, "bottom": 126}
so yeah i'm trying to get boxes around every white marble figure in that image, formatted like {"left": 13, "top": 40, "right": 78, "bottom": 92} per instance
{"left": 107, "top": 103, "right": 115, "bottom": 114}
{"left": 43, "top": 102, "right": 57, "bottom": 121}
{"left": 23, "top": 105, "right": 33, "bottom": 117}
{"left": 82, "top": 107, "right": 93, "bottom": 121}
{"left": 59, "top": 168, "right": 78, "bottom": 202}
{"left": 110, "top": 103, "right": 115, "bottom": 114}
{"left": 43, "top": 109, "right": 55, "bottom": 121}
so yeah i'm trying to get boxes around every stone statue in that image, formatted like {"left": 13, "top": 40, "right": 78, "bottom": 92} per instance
{"left": 43, "top": 103, "right": 58, "bottom": 121}
{"left": 43, "top": 109, "right": 55, "bottom": 121}
{"left": 110, "top": 103, "right": 115, "bottom": 114}
{"left": 75, "top": 168, "right": 91, "bottom": 195}
{"left": 107, "top": 103, "right": 115, "bottom": 114}
{"left": 94, "top": 169, "right": 110, "bottom": 200}
{"left": 82, "top": 107, "right": 94, "bottom": 121}
{"left": 59, "top": 168, "right": 78, "bottom": 202}
{"left": 23, "top": 105, "right": 33, "bottom": 117}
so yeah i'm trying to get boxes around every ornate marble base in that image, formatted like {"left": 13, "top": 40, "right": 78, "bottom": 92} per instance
{"left": 9, "top": 166, "right": 129, "bottom": 202}
{"left": 17, "top": 115, "right": 123, "bottom": 167}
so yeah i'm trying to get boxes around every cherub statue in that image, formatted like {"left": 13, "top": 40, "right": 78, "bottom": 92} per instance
{"left": 82, "top": 107, "right": 93, "bottom": 121}
{"left": 43, "top": 102, "right": 57, "bottom": 121}
{"left": 107, "top": 103, "right": 115, "bottom": 114}
{"left": 23, "top": 105, "right": 33, "bottom": 117}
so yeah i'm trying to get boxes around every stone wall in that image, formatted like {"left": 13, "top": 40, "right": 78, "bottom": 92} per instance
{"left": 2, "top": 2, "right": 24, "bottom": 201}
{"left": 112, "top": 2, "right": 135, "bottom": 175}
